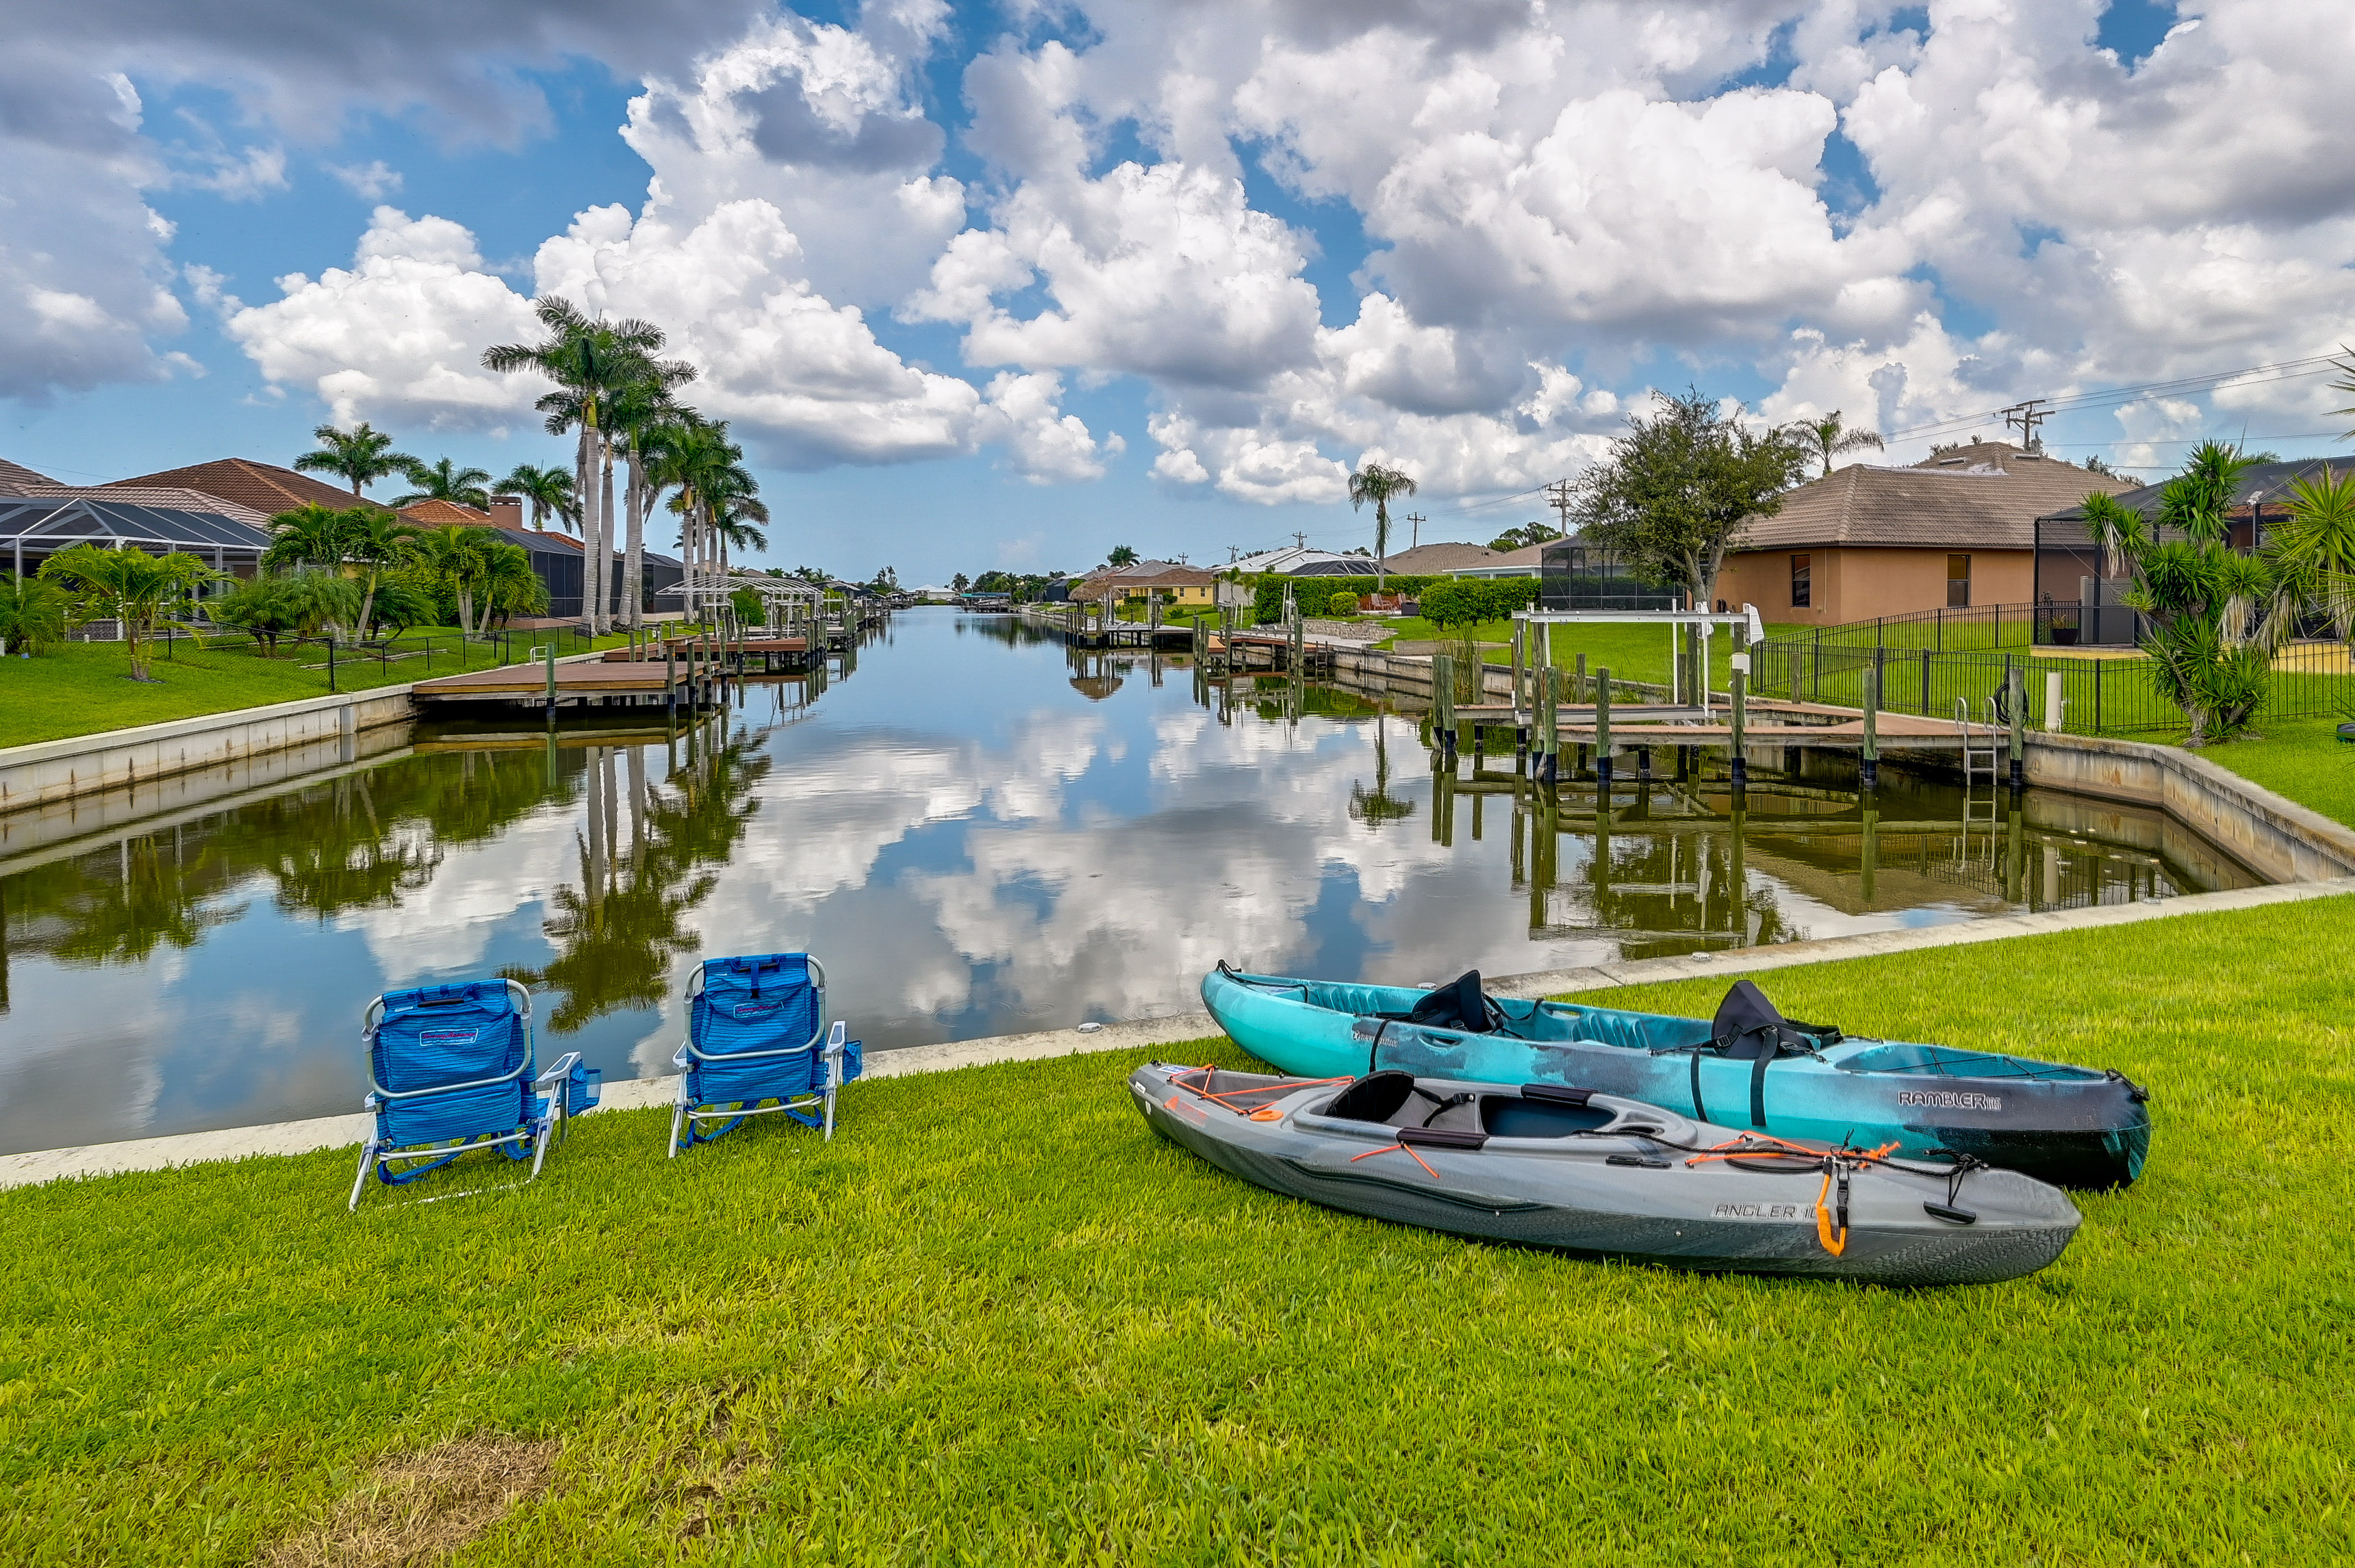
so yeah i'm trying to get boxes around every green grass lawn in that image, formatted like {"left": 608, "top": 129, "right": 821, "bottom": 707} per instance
{"left": 2199, "top": 715, "right": 2355, "bottom": 829}
{"left": 0, "top": 633, "right": 633, "bottom": 750}
{"left": 6, "top": 895, "right": 2352, "bottom": 1563}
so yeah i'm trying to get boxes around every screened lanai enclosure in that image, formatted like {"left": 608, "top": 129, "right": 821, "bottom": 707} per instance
{"left": 0, "top": 493, "right": 271, "bottom": 640}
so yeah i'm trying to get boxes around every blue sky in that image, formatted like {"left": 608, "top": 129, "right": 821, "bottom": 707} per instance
{"left": 7, "top": 0, "right": 2352, "bottom": 585}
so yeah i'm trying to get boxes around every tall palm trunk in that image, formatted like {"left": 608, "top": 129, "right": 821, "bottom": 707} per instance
{"left": 624, "top": 442, "right": 645, "bottom": 631}
{"left": 575, "top": 428, "right": 596, "bottom": 628}
{"left": 598, "top": 433, "right": 618, "bottom": 636}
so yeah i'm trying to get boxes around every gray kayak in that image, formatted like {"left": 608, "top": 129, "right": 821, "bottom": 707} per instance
{"left": 1132, "top": 1062, "right": 2081, "bottom": 1287}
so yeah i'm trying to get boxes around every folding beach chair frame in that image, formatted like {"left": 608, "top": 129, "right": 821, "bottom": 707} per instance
{"left": 670, "top": 955, "right": 850, "bottom": 1155}
{"left": 348, "top": 980, "right": 589, "bottom": 1211}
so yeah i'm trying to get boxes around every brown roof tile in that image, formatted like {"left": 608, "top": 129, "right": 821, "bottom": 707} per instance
{"left": 103, "top": 458, "right": 392, "bottom": 517}
{"left": 397, "top": 498, "right": 495, "bottom": 528}
{"left": 1383, "top": 541, "right": 1501, "bottom": 572}
{"left": 0, "top": 457, "right": 62, "bottom": 494}
{"left": 1734, "top": 444, "right": 2132, "bottom": 552}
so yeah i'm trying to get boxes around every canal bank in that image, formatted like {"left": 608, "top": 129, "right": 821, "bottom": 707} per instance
{"left": 7, "top": 871, "right": 2348, "bottom": 1190}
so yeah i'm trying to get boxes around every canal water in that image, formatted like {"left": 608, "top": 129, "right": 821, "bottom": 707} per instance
{"left": 0, "top": 610, "right": 2259, "bottom": 1153}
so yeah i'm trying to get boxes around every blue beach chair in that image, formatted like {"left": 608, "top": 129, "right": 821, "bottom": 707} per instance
{"left": 670, "top": 953, "right": 861, "bottom": 1155}
{"left": 348, "top": 979, "right": 600, "bottom": 1211}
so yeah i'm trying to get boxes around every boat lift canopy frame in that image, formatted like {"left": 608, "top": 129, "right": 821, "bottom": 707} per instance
{"left": 1512, "top": 604, "right": 1768, "bottom": 714}
{"left": 657, "top": 574, "right": 826, "bottom": 617}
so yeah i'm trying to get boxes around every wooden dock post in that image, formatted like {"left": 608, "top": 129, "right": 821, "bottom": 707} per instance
{"left": 1861, "top": 665, "right": 1879, "bottom": 789}
{"left": 1539, "top": 666, "right": 1559, "bottom": 784}
{"left": 1431, "top": 652, "right": 1457, "bottom": 760}
{"left": 665, "top": 639, "right": 676, "bottom": 717}
{"left": 1729, "top": 667, "right": 1747, "bottom": 788}
{"left": 543, "top": 643, "right": 557, "bottom": 722}
{"left": 1575, "top": 652, "right": 1587, "bottom": 704}
{"left": 2007, "top": 661, "right": 2026, "bottom": 789}
{"left": 1594, "top": 667, "right": 1612, "bottom": 793}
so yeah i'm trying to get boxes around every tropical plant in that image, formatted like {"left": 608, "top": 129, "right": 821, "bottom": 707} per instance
{"left": 411, "top": 526, "right": 495, "bottom": 634}
{"left": 606, "top": 368, "right": 695, "bottom": 629}
{"left": 340, "top": 510, "right": 420, "bottom": 639}
{"left": 1488, "top": 522, "right": 1564, "bottom": 552}
{"left": 0, "top": 573, "right": 71, "bottom": 656}
{"left": 393, "top": 457, "right": 494, "bottom": 511}
{"left": 952, "top": 573, "right": 971, "bottom": 594}
{"left": 37, "top": 544, "right": 222, "bottom": 680}
{"left": 1788, "top": 409, "right": 1885, "bottom": 478}
{"left": 2327, "top": 344, "right": 2355, "bottom": 443}
{"left": 1106, "top": 545, "right": 1139, "bottom": 567}
{"left": 476, "top": 541, "right": 549, "bottom": 627}
{"left": 1349, "top": 717, "right": 1415, "bottom": 829}
{"left": 261, "top": 503, "right": 352, "bottom": 571}
{"left": 208, "top": 575, "right": 305, "bottom": 655}
{"left": 1348, "top": 463, "right": 1418, "bottom": 590}
{"left": 365, "top": 574, "right": 441, "bottom": 639}
{"left": 1326, "top": 589, "right": 1363, "bottom": 617}
{"left": 2079, "top": 441, "right": 2291, "bottom": 745}
{"left": 293, "top": 422, "right": 417, "bottom": 496}
{"left": 498, "top": 463, "right": 578, "bottom": 532}
{"left": 1573, "top": 390, "right": 1813, "bottom": 610}
{"left": 2267, "top": 464, "right": 2355, "bottom": 645}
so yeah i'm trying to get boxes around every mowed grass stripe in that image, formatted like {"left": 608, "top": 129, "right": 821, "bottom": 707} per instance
{"left": 5, "top": 897, "right": 2354, "bottom": 1563}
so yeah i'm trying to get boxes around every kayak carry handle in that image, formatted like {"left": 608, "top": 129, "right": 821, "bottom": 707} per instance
{"left": 1520, "top": 1083, "right": 1594, "bottom": 1107}
{"left": 1397, "top": 1127, "right": 1487, "bottom": 1152}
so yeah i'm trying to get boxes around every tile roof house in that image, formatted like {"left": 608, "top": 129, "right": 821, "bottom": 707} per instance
{"left": 0, "top": 457, "right": 63, "bottom": 493}
{"left": 1714, "top": 441, "right": 2133, "bottom": 624}
{"left": 103, "top": 457, "right": 384, "bottom": 517}
{"left": 1382, "top": 541, "right": 1501, "bottom": 574}
{"left": 1070, "top": 565, "right": 1220, "bottom": 606}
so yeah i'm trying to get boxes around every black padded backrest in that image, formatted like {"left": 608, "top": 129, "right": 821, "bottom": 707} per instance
{"left": 1712, "top": 979, "right": 1787, "bottom": 1059}
{"left": 1407, "top": 971, "right": 1494, "bottom": 1033}
{"left": 1325, "top": 1070, "right": 1416, "bottom": 1124}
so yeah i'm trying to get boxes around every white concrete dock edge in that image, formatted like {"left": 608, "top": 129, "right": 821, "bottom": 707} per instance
{"left": 6, "top": 875, "right": 2350, "bottom": 1192}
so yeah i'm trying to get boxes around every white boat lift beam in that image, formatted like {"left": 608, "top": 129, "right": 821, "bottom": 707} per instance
{"left": 1512, "top": 604, "right": 1768, "bottom": 715}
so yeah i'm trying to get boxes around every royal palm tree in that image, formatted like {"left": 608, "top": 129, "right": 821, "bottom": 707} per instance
{"left": 1348, "top": 462, "right": 1418, "bottom": 591}
{"left": 393, "top": 457, "right": 494, "bottom": 511}
{"left": 498, "top": 463, "right": 578, "bottom": 532}
{"left": 655, "top": 417, "right": 754, "bottom": 611}
{"left": 294, "top": 422, "right": 417, "bottom": 497}
{"left": 604, "top": 368, "right": 696, "bottom": 630}
{"left": 483, "top": 298, "right": 679, "bottom": 634}
{"left": 1790, "top": 410, "right": 1886, "bottom": 478}
{"left": 38, "top": 543, "right": 222, "bottom": 680}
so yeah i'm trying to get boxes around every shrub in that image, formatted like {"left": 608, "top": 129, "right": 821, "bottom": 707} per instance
{"left": 1418, "top": 577, "right": 1538, "bottom": 630}
{"left": 0, "top": 573, "right": 70, "bottom": 656}
{"left": 1326, "top": 589, "right": 1363, "bottom": 618}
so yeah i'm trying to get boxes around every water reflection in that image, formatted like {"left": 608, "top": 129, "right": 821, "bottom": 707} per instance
{"left": 0, "top": 612, "right": 2258, "bottom": 1151}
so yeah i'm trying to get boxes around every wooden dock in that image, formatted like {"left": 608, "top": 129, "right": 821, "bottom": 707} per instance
{"left": 413, "top": 658, "right": 712, "bottom": 712}
{"left": 601, "top": 637, "right": 811, "bottom": 672}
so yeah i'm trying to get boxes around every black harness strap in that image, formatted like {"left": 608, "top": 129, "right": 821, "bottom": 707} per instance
{"left": 1366, "top": 1018, "right": 1392, "bottom": 1077}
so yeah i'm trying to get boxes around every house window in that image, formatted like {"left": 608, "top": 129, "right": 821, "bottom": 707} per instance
{"left": 1947, "top": 553, "right": 1972, "bottom": 608}
{"left": 1790, "top": 554, "right": 1811, "bottom": 608}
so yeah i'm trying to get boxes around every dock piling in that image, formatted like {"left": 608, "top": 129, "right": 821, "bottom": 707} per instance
{"left": 1861, "top": 665, "right": 1879, "bottom": 789}
{"left": 1729, "top": 669, "right": 1747, "bottom": 787}
{"left": 2007, "top": 662, "right": 2026, "bottom": 789}
{"left": 1594, "top": 667, "right": 1612, "bottom": 794}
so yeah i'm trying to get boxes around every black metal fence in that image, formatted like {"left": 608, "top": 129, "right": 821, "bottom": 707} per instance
{"left": 142, "top": 621, "right": 612, "bottom": 692}
{"left": 1750, "top": 625, "right": 2355, "bottom": 736}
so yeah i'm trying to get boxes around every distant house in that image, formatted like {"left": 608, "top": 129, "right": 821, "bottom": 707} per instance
{"left": 1, "top": 456, "right": 274, "bottom": 582}
{"left": 1713, "top": 441, "right": 2133, "bottom": 624}
{"left": 1229, "top": 545, "right": 1379, "bottom": 577}
{"left": 1450, "top": 541, "right": 1551, "bottom": 579}
{"left": 1072, "top": 565, "right": 1219, "bottom": 607}
{"left": 105, "top": 457, "right": 378, "bottom": 517}
{"left": 1382, "top": 541, "right": 1501, "bottom": 574}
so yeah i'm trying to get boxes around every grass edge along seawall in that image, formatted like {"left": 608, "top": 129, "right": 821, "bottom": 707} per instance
{"left": 3, "top": 890, "right": 2353, "bottom": 1563}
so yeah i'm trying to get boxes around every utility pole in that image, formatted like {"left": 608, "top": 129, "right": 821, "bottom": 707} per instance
{"left": 1292, "top": 531, "right": 1309, "bottom": 550}
{"left": 1544, "top": 478, "right": 1576, "bottom": 537}
{"left": 1225, "top": 545, "right": 1241, "bottom": 563}
{"left": 1403, "top": 511, "right": 1425, "bottom": 550}
{"left": 2001, "top": 400, "right": 2049, "bottom": 452}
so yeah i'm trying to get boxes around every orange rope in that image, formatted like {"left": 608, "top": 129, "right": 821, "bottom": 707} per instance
{"left": 1167, "top": 1065, "right": 1351, "bottom": 1116}
{"left": 1349, "top": 1142, "right": 1439, "bottom": 1179}
{"left": 1815, "top": 1166, "right": 1848, "bottom": 1257}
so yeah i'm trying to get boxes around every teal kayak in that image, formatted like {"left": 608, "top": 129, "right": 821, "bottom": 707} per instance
{"left": 1200, "top": 964, "right": 2150, "bottom": 1190}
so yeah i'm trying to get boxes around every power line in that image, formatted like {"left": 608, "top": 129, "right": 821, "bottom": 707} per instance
{"left": 1886, "top": 353, "right": 2347, "bottom": 444}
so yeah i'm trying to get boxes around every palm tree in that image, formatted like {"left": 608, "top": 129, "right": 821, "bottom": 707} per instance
{"left": 1348, "top": 462, "right": 1418, "bottom": 591}
{"left": 483, "top": 297, "right": 678, "bottom": 634}
{"left": 393, "top": 457, "right": 494, "bottom": 510}
{"left": 498, "top": 463, "right": 578, "bottom": 532}
{"left": 1791, "top": 410, "right": 1885, "bottom": 478}
{"left": 654, "top": 417, "right": 756, "bottom": 612}
{"left": 477, "top": 541, "right": 550, "bottom": 627}
{"left": 1107, "top": 545, "right": 1139, "bottom": 567}
{"left": 38, "top": 544, "right": 222, "bottom": 680}
{"left": 293, "top": 422, "right": 417, "bottom": 497}
{"left": 605, "top": 367, "right": 696, "bottom": 630}
{"left": 411, "top": 526, "right": 494, "bottom": 634}
{"left": 261, "top": 503, "right": 351, "bottom": 571}
{"left": 341, "top": 511, "right": 420, "bottom": 638}
{"left": 0, "top": 574, "right": 70, "bottom": 656}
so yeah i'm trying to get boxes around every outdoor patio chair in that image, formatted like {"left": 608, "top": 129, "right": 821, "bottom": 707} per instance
{"left": 348, "top": 979, "right": 600, "bottom": 1211}
{"left": 670, "top": 953, "right": 861, "bottom": 1155}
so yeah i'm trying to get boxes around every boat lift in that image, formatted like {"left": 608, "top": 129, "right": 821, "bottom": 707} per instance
{"left": 1511, "top": 604, "right": 1768, "bottom": 715}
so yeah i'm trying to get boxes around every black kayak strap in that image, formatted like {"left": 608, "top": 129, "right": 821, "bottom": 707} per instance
{"left": 1366, "top": 1018, "right": 1392, "bottom": 1077}
{"left": 1690, "top": 1040, "right": 1775, "bottom": 1130}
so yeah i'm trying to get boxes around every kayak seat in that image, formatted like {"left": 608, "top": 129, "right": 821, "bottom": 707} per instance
{"left": 1321, "top": 1072, "right": 1486, "bottom": 1134}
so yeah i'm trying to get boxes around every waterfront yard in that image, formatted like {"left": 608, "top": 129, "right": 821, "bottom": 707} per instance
{"left": 5, "top": 893, "right": 2350, "bottom": 1564}
{"left": 0, "top": 632, "right": 633, "bottom": 749}
{"left": 2202, "top": 715, "right": 2355, "bottom": 830}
